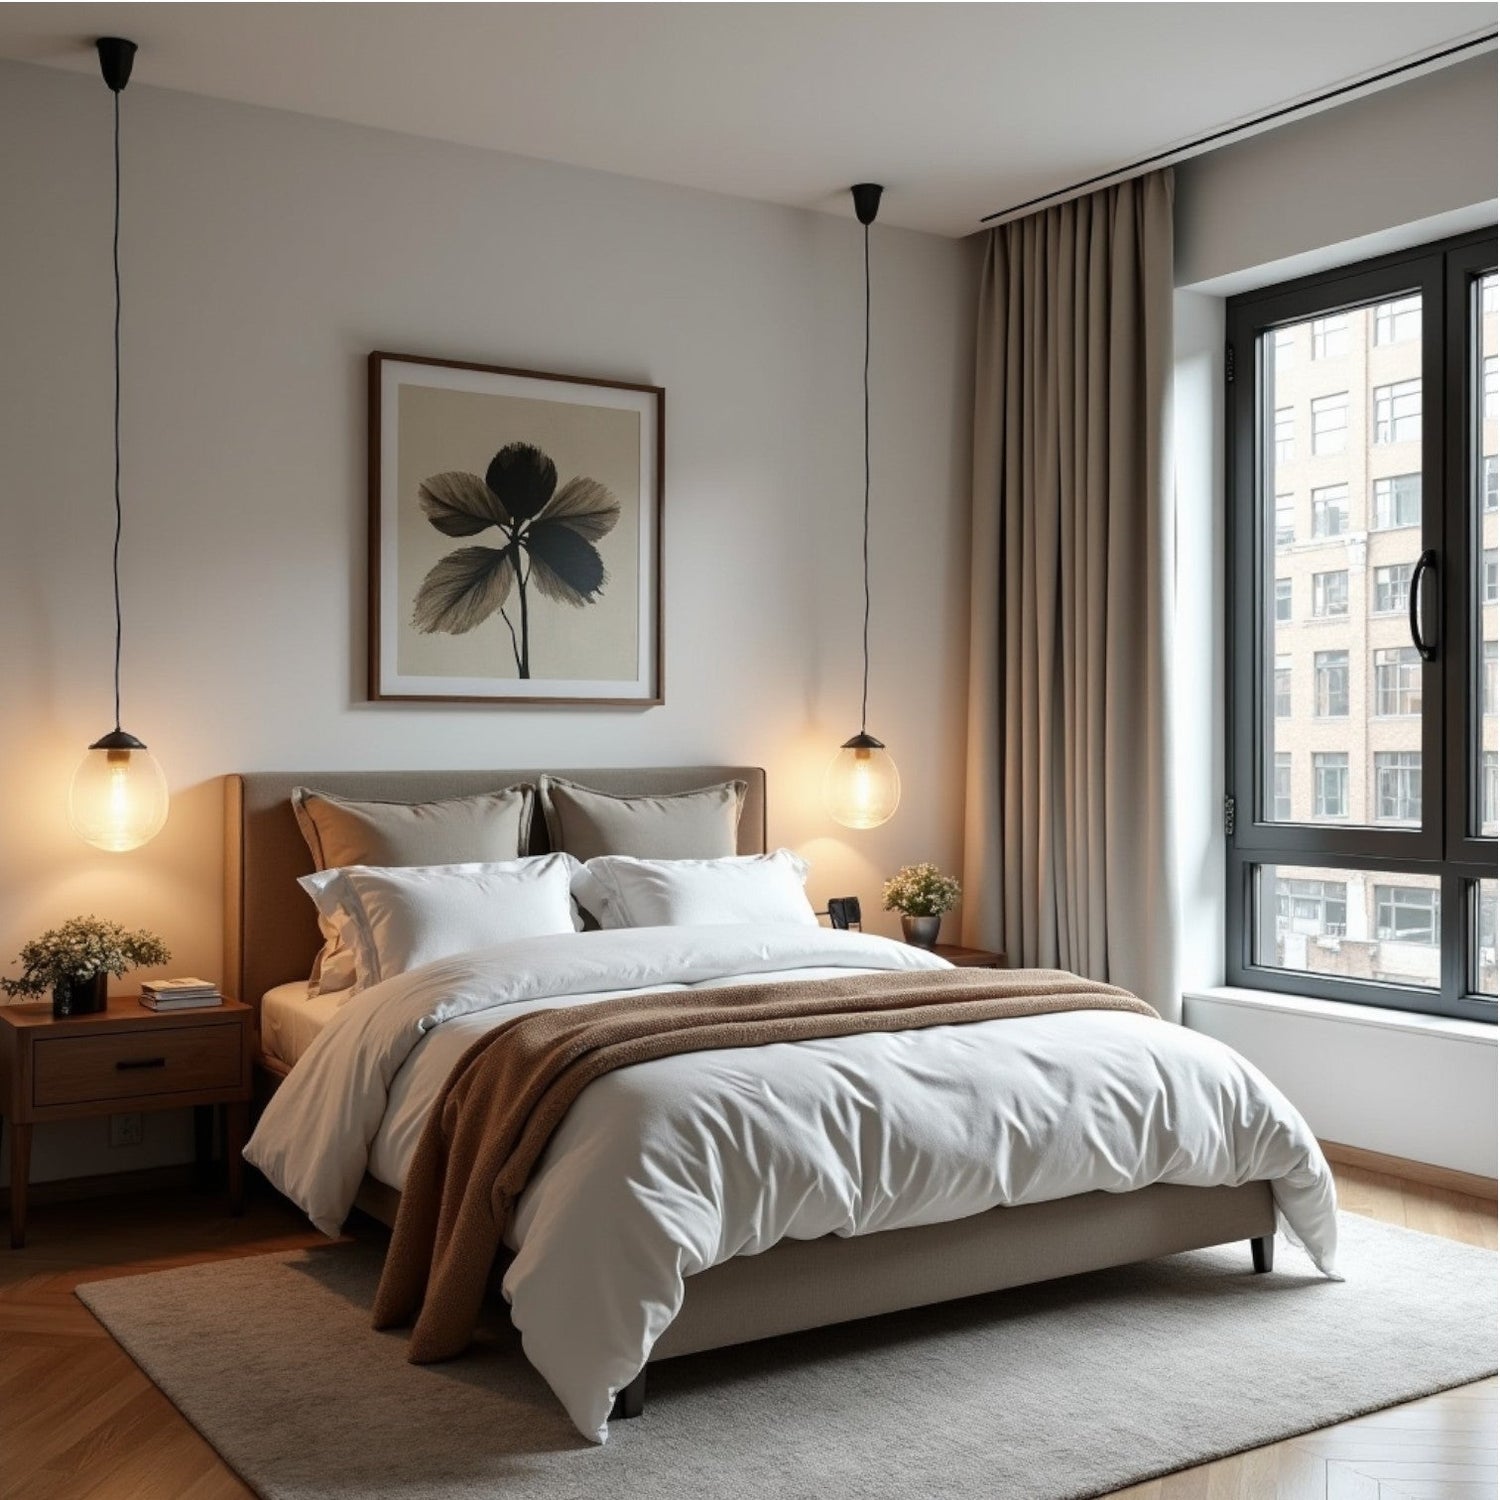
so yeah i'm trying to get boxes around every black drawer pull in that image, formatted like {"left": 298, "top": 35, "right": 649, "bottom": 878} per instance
{"left": 116, "top": 1056, "right": 167, "bottom": 1071}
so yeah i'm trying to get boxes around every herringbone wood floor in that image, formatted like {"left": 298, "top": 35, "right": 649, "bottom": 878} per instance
{"left": 0, "top": 1167, "right": 1493, "bottom": 1499}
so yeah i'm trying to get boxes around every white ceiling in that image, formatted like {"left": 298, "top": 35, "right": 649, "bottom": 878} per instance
{"left": 0, "top": 3, "right": 1493, "bottom": 237}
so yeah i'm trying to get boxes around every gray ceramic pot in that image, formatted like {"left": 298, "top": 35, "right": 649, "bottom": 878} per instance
{"left": 901, "top": 915, "right": 941, "bottom": 949}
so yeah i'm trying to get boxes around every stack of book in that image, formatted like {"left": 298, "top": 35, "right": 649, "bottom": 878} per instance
{"left": 141, "top": 978, "right": 223, "bottom": 1010}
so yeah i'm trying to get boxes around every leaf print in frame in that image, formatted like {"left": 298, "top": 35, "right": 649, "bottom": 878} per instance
{"left": 370, "top": 353, "right": 663, "bottom": 705}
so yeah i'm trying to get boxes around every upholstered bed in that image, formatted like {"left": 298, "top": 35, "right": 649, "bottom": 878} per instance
{"left": 227, "top": 767, "right": 1331, "bottom": 1440}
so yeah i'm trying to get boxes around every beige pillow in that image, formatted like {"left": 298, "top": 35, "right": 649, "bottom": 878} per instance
{"left": 291, "top": 784, "right": 535, "bottom": 992}
{"left": 538, "top": 776, "right": 746, "bottom": 864}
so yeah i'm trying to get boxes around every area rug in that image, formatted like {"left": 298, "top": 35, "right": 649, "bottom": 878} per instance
{"left": 76, "top": 1211, "right": 1495, "bottom": 1500}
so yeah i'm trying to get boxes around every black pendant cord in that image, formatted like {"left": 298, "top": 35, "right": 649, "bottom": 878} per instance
{"left": 110, "top": 85, "right": 123, "bottom": 734}
{"left": 859, "top": 217, "right": 871, "bottom": 737}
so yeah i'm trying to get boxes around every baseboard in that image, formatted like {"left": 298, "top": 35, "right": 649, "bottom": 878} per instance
{"left": 1321, "top": 1139, "right": 1498, "bottom": 1202}
{"left": 0, "top": 1162, "right": 197, "bottom": 1212}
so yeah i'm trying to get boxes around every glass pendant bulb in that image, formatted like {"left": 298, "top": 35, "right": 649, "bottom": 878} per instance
{"left": 68, "top": 730, "right": 168, "bottom": 852}
{"left": 70, "top": 46, "right": 169, "bottom": 854}
{"left": 825, "top": 732, "right": 901, "bottom": 830}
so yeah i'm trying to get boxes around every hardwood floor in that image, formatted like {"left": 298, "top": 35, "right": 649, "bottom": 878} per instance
{"left": 0, "top": 1165, "right": 1493, "bottom": 1499}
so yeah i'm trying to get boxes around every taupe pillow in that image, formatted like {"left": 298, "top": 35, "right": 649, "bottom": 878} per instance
{"left": 538, "top": 777, "right": 746, "bottom": 864}
{"left": 292, "top": 785, "right": 534, "bottom": 870}
{"left": 291, "top": 785, "right": 535, "bottom": 992}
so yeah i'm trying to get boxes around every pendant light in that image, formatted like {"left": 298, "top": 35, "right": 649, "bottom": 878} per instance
{"left": 824, "top": 183, "right": 900, "bottom": 831}
{"left": 67, "top": 37, "right": 169, "bottom": 853}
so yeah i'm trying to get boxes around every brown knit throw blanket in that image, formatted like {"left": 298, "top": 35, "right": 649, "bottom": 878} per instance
{"left": 370, "top": 965, "right": 1157, "bottom": 1362}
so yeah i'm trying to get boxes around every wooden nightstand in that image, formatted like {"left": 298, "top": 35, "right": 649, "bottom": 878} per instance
{"left": 0, "top": 996, "right": 253, "bottom": 1248}
{"left": 931, "top": 943, "right": 1008, "bottom": 969}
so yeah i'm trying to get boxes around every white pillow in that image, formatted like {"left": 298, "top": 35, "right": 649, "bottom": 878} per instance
{"left": 299, "top": 855, "right": 578, "bottom": 992}
{"left": 573, "top": 850, "right": 817, "bottom": 930}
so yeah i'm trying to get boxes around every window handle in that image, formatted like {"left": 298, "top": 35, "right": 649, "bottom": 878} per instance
{"left": 1408, "top": 549, "right": 1438, "bottom": 662}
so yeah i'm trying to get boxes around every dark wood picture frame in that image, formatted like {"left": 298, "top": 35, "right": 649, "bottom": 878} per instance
{"left": 368, "top": 351, "right": 665, "bottom": 706}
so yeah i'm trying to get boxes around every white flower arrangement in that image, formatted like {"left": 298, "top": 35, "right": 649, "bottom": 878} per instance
{"left": 881, "top": 863, "right": 961, "bottom": 919}
{"left": 1, "top": 916, "right": 170, "bottom": 999}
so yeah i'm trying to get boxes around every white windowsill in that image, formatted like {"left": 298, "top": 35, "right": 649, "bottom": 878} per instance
{"left": 1184, "top": 985, "right": 1497, "bottom": 1047}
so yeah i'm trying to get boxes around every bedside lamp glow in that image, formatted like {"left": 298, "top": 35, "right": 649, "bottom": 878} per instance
{"left": 68, "top": 732, "right": 168, "bottom": 852}
{"left": 825, "top": 733, "right": 901, "bottom": 830}
{"left": 68, "top": 38, "right": 170, "bottom": 853}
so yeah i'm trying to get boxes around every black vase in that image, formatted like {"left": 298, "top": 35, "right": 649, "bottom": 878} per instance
{"left": 53, "top": 972, "right": 109, "bottom": 1018}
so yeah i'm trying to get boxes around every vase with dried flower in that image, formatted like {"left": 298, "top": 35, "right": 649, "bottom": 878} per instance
{"left": 1, "top": 916, "right": 170, "bottom": 1018}
{"left": 881, "top": 864, "right": 962, "bottom": 949}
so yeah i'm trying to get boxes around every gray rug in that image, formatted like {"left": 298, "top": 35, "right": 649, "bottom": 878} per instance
{"left": 77, "top": 1211, "right": 1495, "bottom": 1500}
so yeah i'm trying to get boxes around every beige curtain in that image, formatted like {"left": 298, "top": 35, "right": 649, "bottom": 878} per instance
{"left": 962, "top": 170, "right": 1180, "bottom": 1019}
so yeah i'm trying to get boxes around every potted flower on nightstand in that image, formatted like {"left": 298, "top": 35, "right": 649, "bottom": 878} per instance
{"left": 1, "top": 916, "right": 170, "bottom": 1018}
{"left": 882, "top": 864, "right": 961, "bottom": 949}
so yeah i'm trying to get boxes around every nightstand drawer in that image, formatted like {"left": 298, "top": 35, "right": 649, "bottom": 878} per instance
{"left": 32, "top": 1024, "right": 241, "bottom": 1107}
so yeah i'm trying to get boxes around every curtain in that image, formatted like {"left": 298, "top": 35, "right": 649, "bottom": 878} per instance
{"left": 961, "top": 169, "right": 1180, "bottom": 1019}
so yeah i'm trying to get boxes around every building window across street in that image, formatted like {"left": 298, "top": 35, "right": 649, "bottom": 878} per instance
{"left": 1373, "top": 295, "right": 1421, "bottom": 346}
{"left": 1372, "top": 378, "right": 1421, "bottom": 445}
{"left": 1372, "top": 561, "right": 1413, "bottom": 615}
{"left": 1311, "top": 392, "right": 1348, "bottom": 455}
{"left": 1312, "top": 569, "right": 1349, "bottom": 617}
{"left": 1372, "top": 473, "right": 1421, "bottom": 528}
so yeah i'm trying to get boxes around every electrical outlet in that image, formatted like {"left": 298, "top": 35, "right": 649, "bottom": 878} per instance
{"left": 108, "top": 1112, "right": 143, "bottom": 1149}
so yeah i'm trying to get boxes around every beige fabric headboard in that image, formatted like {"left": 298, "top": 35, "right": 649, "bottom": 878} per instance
{"left": 224, "top": 767, "right": 767, "bottom": 1009}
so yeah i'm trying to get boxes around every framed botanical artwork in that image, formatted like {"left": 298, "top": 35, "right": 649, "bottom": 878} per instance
{"left": 368, "top": 352, "right": 664, "bottom": 704}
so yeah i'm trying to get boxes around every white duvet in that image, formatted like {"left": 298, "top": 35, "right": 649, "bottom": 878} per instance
{"left": 246, "top": 924, "right": 1339, "bottom": 1443}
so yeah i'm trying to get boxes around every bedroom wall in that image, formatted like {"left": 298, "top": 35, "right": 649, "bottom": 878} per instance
{"left": 0, "top": 60, "right": 978, "bottom": 1186}
{"left": 1174, "top": 53, "right": 1497, "bottom": 291}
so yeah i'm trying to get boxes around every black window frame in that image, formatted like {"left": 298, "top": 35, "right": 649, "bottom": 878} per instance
{"left": 1227, "top": 228, "right": 1498, "bottom": 1023}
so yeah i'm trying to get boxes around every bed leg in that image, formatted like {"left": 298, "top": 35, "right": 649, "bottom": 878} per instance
{"left": 1251, "top": 1234, "right": 1275, "bottom": 1274}
{"left": 612, "top": 1369, "right": 646, "bottom": 1420}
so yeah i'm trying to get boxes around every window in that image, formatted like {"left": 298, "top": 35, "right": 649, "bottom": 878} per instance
{"left": 1372, "top": 562, "right": 1413, "bottom": 614}
{"left": 1478, "top": 880, "right": 1498, "bottom": 996}
{"left": 1228, "top": 232, "right": 1495, "bottom": 1021}
{"left": 1375, "top": 752, "right": 1422, "bottom": 824}
{"left": 1275, "top": 877, "right": 1347, "bottom": 938}
{"left": 1374, "top": 646, "right": 1422, "bottom": 716}
{"left": 1273, "top": 753, "right": 1291, "bottom": 821}
{"left": 1311, "top": 393, "right": 1348, "bottom": 455}
{"left": 1372, "top": 378, "right": 1421, "bottom": 444}
{"left": 1484, "top": 751, "right": 1498, "bottom": 837}
{"left": 1312, "top": 315, "right": 1349, "bottom": 359}
{"left": 1311, "top": 484, "right": 1349, "bottom": 537}
{"left": 1313, "top": 650, "right": 1348, "bottom": 716}
{"left": 1313, "top": 753, "right": 1348, "bottom": 818}
{"left": 1274, "top": 407, "right": 1294, "bottom": 464}
{"left": 1312, "top": 570, "right": 1348, "bottom": 617}
{"left": 1372, "top": 473, "right": 1421, "bottom": 529}
{"left": 1373, "top": 295, "right": 1421, "bottom": 345}
{"left": 1375, "top": 885, "right": 1439, "bottom": 945}
{"left": 1274, "top": 493, "right": 1294, "bottom": 545}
